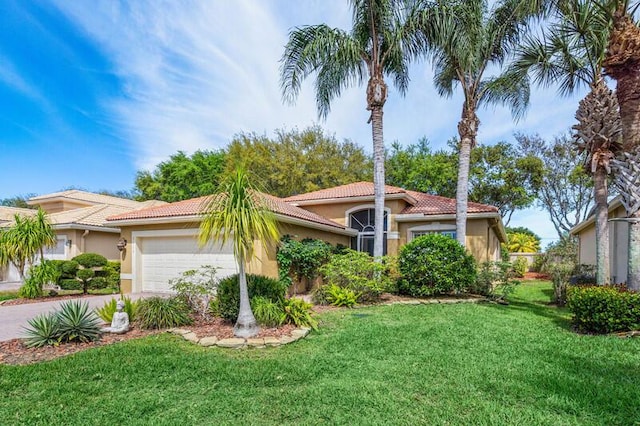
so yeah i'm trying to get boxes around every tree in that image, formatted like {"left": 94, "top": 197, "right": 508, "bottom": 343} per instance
{"left": 506, "top": 226, "right": 541, "bottom": 240}
{"left": 386, "top": 139, "right": 543, "bottom": 224}
{"left": 511, "top": 0, "right": 620, "bottom": 284}
{"left": 135, "top": 150, "right": 226, "bottom": 202}
{"left": 385, "top": 139, "right": 458, "bottom": 197}
{"left": 0, "top": 194, "right": 36, "bottom": 209}
{"left": 516, "top": 133, "right": 593, "bottom": 238}
{"left": 198, "top": 167, "right": 280, "bottom": 338}
{"left": 0, "top": 210, "right": 55, "bottom": 279}
{"left": 280, "top": 0, "right": 419, "bottom": 258}
{"left": 602, "top": 1, "right": 640, "bottom": 290}
{"left": 507, "top": 232, "right": 541, "bottom": 253}
{"left": 417, "top": 0, "right": 534, "bottom": 247}
{"left": 226, "top": 126, "right": 372, "bottom": 197}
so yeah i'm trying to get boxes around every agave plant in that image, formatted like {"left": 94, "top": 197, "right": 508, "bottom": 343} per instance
{"left": 23, "top": 312, "right": 61, "bottom": 348}
{"left": 56, "top": 300, "right": 102, "bottom": 343}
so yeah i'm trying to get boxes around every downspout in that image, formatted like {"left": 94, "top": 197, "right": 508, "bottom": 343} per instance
{"left": 80, "top": 230, "right": 89, "bottom": 254}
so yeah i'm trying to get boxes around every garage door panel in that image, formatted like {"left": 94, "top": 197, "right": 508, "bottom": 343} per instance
{"left": 139, "top": 236, "right": 237, "bottom": 293}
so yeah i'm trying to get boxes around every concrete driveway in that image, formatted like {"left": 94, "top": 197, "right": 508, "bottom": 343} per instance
{"left": 0, "top": 293, "right": 163, "bottom": 342}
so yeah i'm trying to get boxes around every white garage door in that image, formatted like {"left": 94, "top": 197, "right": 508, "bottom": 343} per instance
{"left": 139, "top": 236, "right": 237, "bottom": 293}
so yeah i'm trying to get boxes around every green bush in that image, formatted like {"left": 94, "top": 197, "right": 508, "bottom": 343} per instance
{"left": 56, "top": 300, "right": 102, "bottom": 343}
{"left": 18, "top": 279, "right": 43, "bottom": 299}
{"left": 90, "top": 276, "right": 109, "bottom": 290}
{"left": 548, "top": 262, "right": 574, "bottom": 306}
{"left": 512, "top": 257, "right": 528, "bottom": 278}
{"left": 19, "top": 261, "right": 62, "bottom": 299}
{"left": 136, "top": 296, "right": 193, "bottom": 330}
{"left": 24, "top": 301, "right": 101, "bottom": 347}
{"left": 72, "top": 253, "right": 108, "bottom": 269}
{"left": 473, "top": 261, "right": 520, "bottom": 301}
{"left": 102, "top": 261, "right": 121, "bottom": 289}
{"left": 96, "top": 297, "right": 138, "bottom": 323}
{"left": 170, "top": 265, "right": 219, "bottom": 319}
{"left": 567, "top": 285, "right": 640, "bottom": 333}
{"left": 319, "top": 250, "right": 393, "bottom": 303}
{"left": 282, "top": 298, "right": 317, "bottom": 329}
{"left": 251, "top": 296, "right": 286, "bottom": 327}
{"left": 60, "top": 260, "right": 79, "bottom": 279}
{"left": 325, "top": 284, "right": 358, "bottom": 307}
{"left": 398, "top": 234, "right": 476, "bottom": 297}
{"left": 59, "top": 279, "right": 82, "bottom": 291}
{"left": 277, "top": 236, "right": 333, "bottom": 289}
{"left": 76, "top": 268, "right": 95, "bottom": 294}
{"left": 217, "top": 274, "right": 287, "bottom": 322}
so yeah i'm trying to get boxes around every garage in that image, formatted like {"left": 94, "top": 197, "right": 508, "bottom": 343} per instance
{"left": 135, "top": 233, "right": 237, "bottom": 293}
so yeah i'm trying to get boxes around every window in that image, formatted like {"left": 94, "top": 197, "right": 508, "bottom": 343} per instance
{"left": 412, "top": 230, "right": 457, "bottom": 240}
{"left": 349, "top": 208, "right": 387, "bottom": 256}
{"left": 43, "top": 237, "right": 66, "bottom": 259}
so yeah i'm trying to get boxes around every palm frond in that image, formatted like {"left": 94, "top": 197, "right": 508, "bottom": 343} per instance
{"left": 478, "top": 74, "right": 530, "bottom": 120}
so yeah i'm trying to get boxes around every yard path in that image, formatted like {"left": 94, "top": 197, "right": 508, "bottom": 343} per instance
{"left": 0, "top": 293, "right": 164, "bottom": 342}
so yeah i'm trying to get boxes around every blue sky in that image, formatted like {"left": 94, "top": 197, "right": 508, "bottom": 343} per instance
{"left": 0, "top": 0, "right": 590, "bottom": 245}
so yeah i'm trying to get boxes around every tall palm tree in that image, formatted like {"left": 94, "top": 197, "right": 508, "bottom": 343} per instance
{"left": 33, "top": 208, "right": 56, "bottom": 263}
{"left": 198, "top": 167, "right": 280, "bottom": 338}
{"left": 416, "top": 0, "right": 533, "bottom": 247}
{"left": 602, "top": 0, "right": 640, "bottom": 290}
{"left": 512, "top": 0, "right": 621, "bottom": 285}
{"left": 280, "top": 0, "right": 418, "bottom": 258}
{"left": 1, "top": 213, "right": 47, "bottom": 279}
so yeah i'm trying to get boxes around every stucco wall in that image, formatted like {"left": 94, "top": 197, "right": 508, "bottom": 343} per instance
{"left": 84, "top": 231, "right": 120, "bottom": 260}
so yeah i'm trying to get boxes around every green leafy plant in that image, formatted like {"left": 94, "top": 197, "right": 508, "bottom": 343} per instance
{"left": 72, "top": 253, "right": 108, "bottom": 269}
{"left": 18, "top": 277, "right": 43, "bottom": 299}
{"left": 512, "top": 257, "right": 529, "bottom": 278}
{"left": 473, "top": 261, "right": 520, "bottom": 302}
{"left": 96, "top": 297, "right": 138, "bottom": 323}
{"left": 282, "top": 298, "right": 317, "bottom": 329}
{"left": 136, "top": 297, "right": 193, "bottom": 330}
{"left": 19, "top": 260, "right": 62, "bottom": 299}
{"left": 567, "top": 285, "right": 640, "bottom": 333}
{"left": 325, "top": 284, "right": 358, "bottom": 307}
{"left": 398, "top": 234, "right": 476, "bottom": 297}
{"left": 217, "top": 274, "right": 287, "bottom": 322}
{"left": 76, "top": 268, "right": 95, "bottom": 295}
{"left": 23, "top": 313, "right": 61, "bottom": 348}
{"left": 101, "top": 261, "right": 121, "bottom": 291}
{"left": 170, "top": 265, "right": 219, "bottom": 319}
{"left": 56, "top": 300, "right": 102, "bottom": 343}
{"left": 251, "top": 296, "right": 286, "bottom": 327}
{"left": 277, "top": 236, "right": 333, "bottom": 291}
{"left": 59, "top": 279, "right": 82, "bottom": 291}
{"left": 60, "top": 260, "right": 79, "bottom": 279}
{"left": 548, "top": 262, "right": 574, "bottom": 306}
{"left": 319, "top": 249, "right": 393, "bottom": 303}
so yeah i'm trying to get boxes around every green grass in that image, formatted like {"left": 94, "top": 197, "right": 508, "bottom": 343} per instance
{"left": 0, "top": 291, "right": 18, "bottom": 302}
{"left": 1, "top": 281, "right": 638, "bottom": 425}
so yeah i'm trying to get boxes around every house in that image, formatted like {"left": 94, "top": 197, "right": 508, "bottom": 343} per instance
{"left": 0, "top": 190, "right": 165, "bottom": 283}
{"left": 570, "top": 196, "right": 629, "bottom": 283}
{"left": 106, "top": 182, "right": 507, "bottom": 294}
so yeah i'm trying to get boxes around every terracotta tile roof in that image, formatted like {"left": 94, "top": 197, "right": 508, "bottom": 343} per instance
{"left": 284, "top": 182, "right": 407, "bottom": 202}
{"left": 28, "top": 190, "right": 163, "bottom": 209}
{"left": 107, "top": 193, "right": 347, "bottom": 230}
{"left": 402, "top": 191, "right": 498, "bottom": 215}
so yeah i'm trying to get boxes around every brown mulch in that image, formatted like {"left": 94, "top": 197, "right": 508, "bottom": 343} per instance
{"left": 524, "top": 272, "right": 550, "bottom": 280}
{"left": 1, "top": 292, "right": 116, "bottom": 307}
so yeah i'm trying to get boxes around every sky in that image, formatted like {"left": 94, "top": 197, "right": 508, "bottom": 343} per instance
{"left": 0, "top": 0, "right": 591, "bottom": 246}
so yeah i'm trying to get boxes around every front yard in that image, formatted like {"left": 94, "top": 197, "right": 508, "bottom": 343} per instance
{"left": 1, "top": 281, "right": 638, "bottom": 425}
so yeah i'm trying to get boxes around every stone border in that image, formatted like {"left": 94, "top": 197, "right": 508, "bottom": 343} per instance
{"left": 167, "top": 327, "right": 312, "bottom": 349}
{"left": 383, "top": 297, "right": 486, "bottom": 306}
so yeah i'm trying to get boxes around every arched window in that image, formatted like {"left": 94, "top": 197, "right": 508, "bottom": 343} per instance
{"left": 349, "top": 208, "right": 387, "bottom": 256}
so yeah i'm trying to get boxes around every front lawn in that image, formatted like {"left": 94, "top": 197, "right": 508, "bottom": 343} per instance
{"left": 1, "top": 281, "right": 638, "bottom": 425}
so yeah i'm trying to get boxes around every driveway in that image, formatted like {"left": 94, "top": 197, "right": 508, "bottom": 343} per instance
{"left": 0, "top": 293, "right": 164, "bottom": 342}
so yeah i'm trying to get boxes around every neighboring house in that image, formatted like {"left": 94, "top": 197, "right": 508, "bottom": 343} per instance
{"left": 106, "top": 182, "right": 507, "bottom": 294}
{"left": 0, "top": 190, "right": 165, "bottom": 283}
{"left": 570, "top": 196, "right": 629, "bottom": 283}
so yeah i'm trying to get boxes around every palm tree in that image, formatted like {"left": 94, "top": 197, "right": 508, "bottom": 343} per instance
{"left": 416, "top": 0, "right": 533, "bottom": 247}
{"left": 33, "top": 208, "right": 56, "bottom": 263}
{"left": 601, "top": 0, "right": 640, "bottom": 290}
{"left": 280, "top": 0, "right": 418, "bottom": 258}
{"left": 1, "top": 213, "right": 45, "bottom": 279}
{"left": 507, "top": 232, "right": 541, "bottom": 253}
{"left": 198, "top": 167, "right": 280, "bottom": 338}
{"left": 512, "top": 0, "right": 621, "bottom": 285}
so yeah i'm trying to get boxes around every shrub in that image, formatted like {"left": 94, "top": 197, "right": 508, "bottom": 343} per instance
{"left": 170, "top": 265, "right": 219, "bottom": 319}
{"left": 217, "top": 274, "right": 287, "bottom": 322}
{"left": 102, "top": 261, "right": 121, "bottom": 290}
{"left": 90, "top": 276, "right": 110, "bottom": 290}
{"left": 24, "top": 313, "right": 61, "bottom": 348}
{"left": 72, "top": 253, "right": 108, "bottom": 269}
{"left": 282, "top": 298, "right": 317, "bottom": 329}
{"left": 398, "top": 234, "right": 476, "bottom": 297}
{"left": 277, "top": 236, "right": 333, "bottom": 290}
{"left": 567, "top": 285, "right": 640, "bottom": 333}
{"left": 512, "top": 257, "right": 528, "bottom": 278}
{"left": 136, "top": 296, "right": 193, "bottom": 330}
{"left": 96, "top": 297, "right": 138, "bottom": 323}
{"left": 59, "top": 279, "right": 82, "bottom": 291}
{"left": 324, "top": 284, "right": 358, "bottom": 307}
{"left": 251, "top": 296, "right": 286, "bottom": 327}
{"left": 319, "top": 250, "right": 393, "bottom": 303}
{"left": 548, "top": 262, "right": 574, "bottom": 306}
{"left": 76, "top": 268, "right": 95, "bottom": 294}
{"left": 473, "top": 261, "right": 520, "bottom": 301}
{"left": 60, "top": 260, "right": 80, "bottom": 278}
{"left": 18, "top": 278, "right": 43, "bottom": 299}
{"left": 19, "top": 260, "right": 62, "bottom": 299}
{"left": 569, "top": 264, "right": 597, "bottom": 285}
{"left": 56, "top": 300, "right": 102, "bottom": 343}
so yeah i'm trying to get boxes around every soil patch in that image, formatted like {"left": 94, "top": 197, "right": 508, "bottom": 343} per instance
{"left": 2, "top": 292, "right": 117, "bottom": 307}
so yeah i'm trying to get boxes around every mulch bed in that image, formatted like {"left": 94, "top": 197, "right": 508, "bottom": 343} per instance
{"left": 1, "top": 293, "right": 117, "bottom": 307}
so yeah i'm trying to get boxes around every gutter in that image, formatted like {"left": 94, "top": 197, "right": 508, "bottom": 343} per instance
{"left": 53, "top": 224, "right": 121, "bottom": 234}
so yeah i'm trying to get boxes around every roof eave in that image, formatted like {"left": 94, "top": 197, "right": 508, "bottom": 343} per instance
{"left": 273, "top": 213, "right": 357, "bottom": 236}
{"left": 52, "top": 223, "right": 121, "bottom": 233}
{"left": 288, "top": 192, "right": 412, "bottom": 207}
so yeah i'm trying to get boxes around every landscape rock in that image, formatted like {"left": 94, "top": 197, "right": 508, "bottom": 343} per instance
{"left": 263, "top": 337, "right": 281, "bottom": 347}
{"left": 182, "top": 332, "right": 200, "bottom": 344}
{"left": 199, "top": 336, "right": 218, "bottom": 347}
{"left": 217, "top": 338, "right": 246, "bottom": 348}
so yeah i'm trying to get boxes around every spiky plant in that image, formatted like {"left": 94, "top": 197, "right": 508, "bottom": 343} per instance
{"left": 573, "top": 78, "right": 622, "bottom": 285}
{"left": 96, "top": 297, "right": 138, "bottom": 323}
{"left": 23, "top": 312, "right": 61, "bottom": 348}
{"left": 56, "top": 300, "right": 102, "bottom": 344}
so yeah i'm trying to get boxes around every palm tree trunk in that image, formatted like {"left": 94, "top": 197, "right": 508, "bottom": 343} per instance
{"left": 594, "top": 166, "right": 610, "bottom": 285}
{"left": 371, "top": 105, "right": 385, "bottom": 258}
{"left": 233, "top": 255, "right": 260, "bottom": 338}
{"left": 628, "top": 213, "right": 640, "bottom": 291}
{"left": 455, "top": 138, "right": 471, "bottom": 247}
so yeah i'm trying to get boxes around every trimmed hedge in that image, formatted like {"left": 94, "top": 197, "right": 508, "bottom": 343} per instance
{"left": 567, "top": 285, "right": 640, "bottom": 333}
{"left": 398, "top": 233, "right": 476, "bottom": 297}
{"left": 72, "top": 253, "right": 108, "bottom": 269}
{"left": 217, "top": 274, "right": 287, "bottom": 322}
